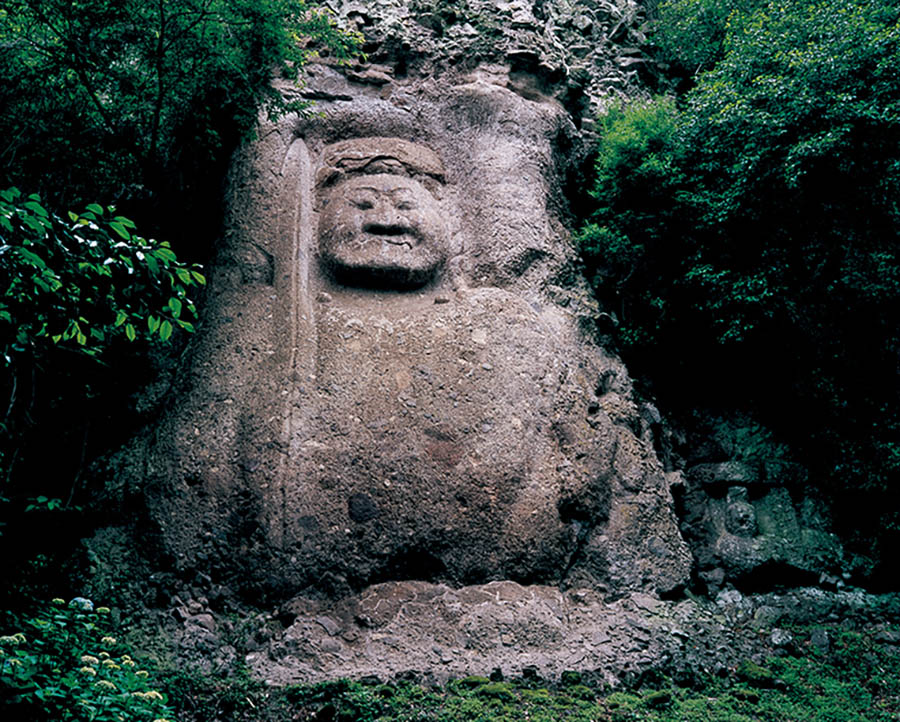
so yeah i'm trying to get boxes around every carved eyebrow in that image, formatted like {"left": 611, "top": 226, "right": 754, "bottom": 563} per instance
{"left": 353, "top": 185, "right": 414, "bottom": 192}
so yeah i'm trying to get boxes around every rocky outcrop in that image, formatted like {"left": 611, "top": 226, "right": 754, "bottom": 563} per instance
{"left": 138, "top": 55, "right": 691, "bottom": 603}
{"left": 317, "top": 0, "right": 654, "bottom": 127}
{"left": 90, "top": 0, "right": 855, "bottom": 684}
{"left": 154, "top": 578, "right": 900, "bottom": 686}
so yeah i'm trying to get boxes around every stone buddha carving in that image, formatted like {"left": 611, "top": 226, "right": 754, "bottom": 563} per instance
{"left": 294, "top": 138, "right": 594, "bottom": 590}
{"left": 140, "top": 86, "right": 691, "bottom": 603}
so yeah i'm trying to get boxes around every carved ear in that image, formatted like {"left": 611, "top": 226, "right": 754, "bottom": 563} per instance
{"left": 314, "top": 180, "right": 339, "bottom": 212}
{"left": 420, "top": 176, "right": 443, "bottom": 199}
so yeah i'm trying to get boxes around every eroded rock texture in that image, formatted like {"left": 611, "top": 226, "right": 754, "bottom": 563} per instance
{"left": 88, "top": 1, "right": 863, "bottom": 683}
{"left": 123, "top": 0, "right": 699, "bottom": 607}
{"left": 142, "top": 64, "right": 691, "bottom": 602}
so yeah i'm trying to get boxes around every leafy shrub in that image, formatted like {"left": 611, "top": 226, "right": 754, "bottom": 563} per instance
{"left": 580, "top": 0, "right": 900, "bottom": 577}
{"left": 0, "top": 597, "right": 174, "bottom": 721}
{"left": 285, "top": 679, "right": 385, "bottom": 722}
{"left": 650, "top": 0, "right": 764, "bottom": 83}
{"left": 0, "top": 188, "right": 204, "bottom": 528}
{"left": 1, "top": 187, "right": 204, "bottom": 367}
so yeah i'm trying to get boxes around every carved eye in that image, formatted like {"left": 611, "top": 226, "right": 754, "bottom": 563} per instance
{"left": 351, "top": 198, "right": 374, "bottom": 210}
{"left": 395, "top": 200, "right": 416, "bottom": 211}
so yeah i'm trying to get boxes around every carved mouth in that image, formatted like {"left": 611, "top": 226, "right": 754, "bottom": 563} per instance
{"left": 362, "top": 223, "right": 420, "bottom": 250}
{"left": 382, "top": 238, "right": 414, "bottom": 249}
{"left": 363, "top": 222, "right": 409, "bottom": 236}
{"left": 362, "top": 223, "right": 422, "bottom": 250}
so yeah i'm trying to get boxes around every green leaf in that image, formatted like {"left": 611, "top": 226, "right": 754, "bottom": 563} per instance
{"left": 86, "top": 203, "right": 103, "bottom": 215}
{"left": 168, "top": 297, "right": 182, "bottom": 317}
{"left": 23, "top": 200, "right": 48, "bottom": 217}
{"left": 22, "top": 215, "right": 44, "bottom": 234}
{"left": 148, "top": 315, "right": 160, "bottom": 333}
{"left": 125, "top": 323, "right": 136, "bottom": 342}
{"left": 109, "top": 221, "right": 130, "bottom": 240}
{"left": 159, "top": 319, "right": 173, "bottom": 341}
{"left": 114, "top": 310, "right": 127, "bottom": 327}
{"left": 18, "top": 248, "right": 47, "bottom": 269}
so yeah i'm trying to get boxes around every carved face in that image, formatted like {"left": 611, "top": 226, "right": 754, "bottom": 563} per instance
{"left": 318, "top": 175, "right": 448, "bottom": 289}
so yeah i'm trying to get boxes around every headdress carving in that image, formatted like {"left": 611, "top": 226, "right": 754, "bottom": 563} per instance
{"left": 316, "top": 137, "right": 446, "bottom": 189}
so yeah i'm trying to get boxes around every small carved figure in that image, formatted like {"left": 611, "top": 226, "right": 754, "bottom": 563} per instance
{"left": 725, "top": 486, "right": 758, "bottom": 537}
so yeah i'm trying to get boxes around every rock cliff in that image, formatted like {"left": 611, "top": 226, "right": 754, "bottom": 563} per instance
{"left": 92, "top": 0, "right": 853, "bottom": 683}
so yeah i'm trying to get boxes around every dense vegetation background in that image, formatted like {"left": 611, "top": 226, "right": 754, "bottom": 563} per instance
{"left": 579, "top": 0, "right": 900, "bottom": 580}
{"left": 2, "top": 0, "right": 900, "bottom": 718}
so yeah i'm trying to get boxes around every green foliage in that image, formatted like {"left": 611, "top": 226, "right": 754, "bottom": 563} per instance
{"left": 287, "top": 679, "right": 387, "bottom": 721}
{"left": 0, "top": 597, "right": 174, "bottom": 721}
{"left": 580, "top": 0, "right": 900, "bottom": 574}
{"left": 1, "top": 187, "right": 204, "bottom": 368}
{"left": 0, "top": 0, "right": 359, "bottom": 537}
{"left": 162, "top": 667, "right": 280, "bottom": 722}
{"left": 0, "top": 187, "right": 203, "bottom": 531}
{"left": 458, "top": 675, "right": 492, "bottom": 688}
{"left": 473, "top": 682, "right": 516, "bottom": 701}
{"left": 735, "top": 659, "right": 775, "bottom": 687}
{"left": 0, "top": 0, "right": 359, "bottom": 215}
{"left": 576, "top": 96, "right": 687, "bottom": 344}
{"left": 651, "top": 0, "right": 764, "bottom": 81}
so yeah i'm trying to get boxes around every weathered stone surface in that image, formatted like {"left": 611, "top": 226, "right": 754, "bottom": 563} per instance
{"left": 81, "top": 1, "right": 696, "bottom": 612}
{"left": 134, "top": 59, "right": 691, "bottom": 602}
{"left": 687, "top": 461, "right": 762, "bottom": 486}
{"left": 681, "top": 478, "right": 844, "bottom": 589}
{"left": 248, "top": 581, "right": 694, "bottom": 686}
{"left": 81, "top": 0, "right": 864, "bottom": 687}
{"left": 73, "top": 0, "right": 890, "bottom": 689}
{"left": 212, "top": 581, "right": 900, "bottom": 686}
{"left": 318, "top": 0, "right": 653, "bottom": 126}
